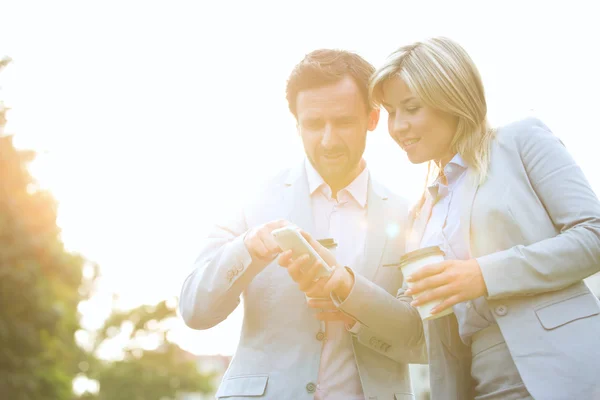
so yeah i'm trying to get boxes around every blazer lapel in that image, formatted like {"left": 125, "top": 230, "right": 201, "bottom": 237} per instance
{"left": 283, "top": 163, "right": 316, "bottom": 236}
{"left": 362, "top": 179, "right": 389, "bottom": 281}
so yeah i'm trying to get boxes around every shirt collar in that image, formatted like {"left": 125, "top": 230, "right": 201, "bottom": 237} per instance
{"left": 427, "top": 153, "right": 468, "bottom": 198}
{"left": 304, "top": 158, "right": 369, "bottom": 208}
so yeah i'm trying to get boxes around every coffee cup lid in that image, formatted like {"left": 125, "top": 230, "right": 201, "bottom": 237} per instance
{"left": 386, "top": 246, "right": 444, "bottom": 268}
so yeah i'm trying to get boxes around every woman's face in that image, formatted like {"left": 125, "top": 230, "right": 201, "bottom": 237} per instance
{"left": 381, "top": 76, "right": 458, "bottom": 166}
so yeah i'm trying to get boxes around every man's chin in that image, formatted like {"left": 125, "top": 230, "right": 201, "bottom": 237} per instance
{"left": 315, "top": 165, "right": 352, "bottom": 185}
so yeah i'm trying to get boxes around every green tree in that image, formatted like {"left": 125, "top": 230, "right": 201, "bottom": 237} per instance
{"left": 83, "top": 300, "right": 213, "bottom": 400}
{"left": 0, "top": 57, "right": 90, "bottom": 400}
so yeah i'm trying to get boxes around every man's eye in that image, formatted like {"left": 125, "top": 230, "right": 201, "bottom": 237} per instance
{"left": 337, "top": 118, "right": 356, "bottom": 127}
{"left": 303, "top": 120, "right": 323, "bottom": 130}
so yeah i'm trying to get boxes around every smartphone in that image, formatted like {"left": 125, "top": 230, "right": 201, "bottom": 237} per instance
{"left": 271, "top": 226, "right": 333, "bottom": 280}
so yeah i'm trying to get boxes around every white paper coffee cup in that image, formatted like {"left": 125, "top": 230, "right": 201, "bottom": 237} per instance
{"left": 397, "top": 246, "right": 454, "bottom": 321}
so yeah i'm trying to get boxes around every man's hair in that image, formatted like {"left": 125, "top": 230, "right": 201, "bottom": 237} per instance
{"left": 286, "top": 49, "right": 375, "bottom": 118}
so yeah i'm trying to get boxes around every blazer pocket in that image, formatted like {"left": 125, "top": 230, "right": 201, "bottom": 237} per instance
{"left": 535, "top": 292, "right": 600, "bottom": 330}
{"left": 394, "top": 393, "right": 416, "bottom": 399}
{"left": 216, "top": 374, "right": 269, "bottom": 398}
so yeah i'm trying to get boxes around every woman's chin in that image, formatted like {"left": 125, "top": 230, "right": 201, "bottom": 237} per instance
{"left": 406, "top": 152, "right": 429, "bottom": 165}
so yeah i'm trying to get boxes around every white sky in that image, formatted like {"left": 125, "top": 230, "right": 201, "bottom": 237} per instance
{"left": 1, "top": 0, "right": 599, "bottom": 357}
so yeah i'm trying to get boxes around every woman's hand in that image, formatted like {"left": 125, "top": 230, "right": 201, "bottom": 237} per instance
{"left": 404, "top": 259, "right": 488, "bottom": 314}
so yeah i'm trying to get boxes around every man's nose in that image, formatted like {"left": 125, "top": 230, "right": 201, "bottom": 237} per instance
{"left": 321, "top": 124, "right": 339, "bottom": 148}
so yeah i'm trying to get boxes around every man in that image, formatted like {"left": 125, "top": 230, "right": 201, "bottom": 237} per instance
{"left": 179, "top": 49, "right": 425, "bottom": 400}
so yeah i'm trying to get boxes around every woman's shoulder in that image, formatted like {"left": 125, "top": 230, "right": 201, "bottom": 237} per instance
{"left": 494, "top": 117, "right": 558, "bottom": 150}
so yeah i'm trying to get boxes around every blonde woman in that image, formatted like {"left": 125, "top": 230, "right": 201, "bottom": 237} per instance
{"left": 370, "top": 37, "right": 600, "bottom": 400}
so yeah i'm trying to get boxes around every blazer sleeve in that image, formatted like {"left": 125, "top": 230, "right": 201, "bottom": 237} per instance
{"left": 331, "top": 203, "right": 427, "bottom": 364}
{"left": 178, "top": 207, "right": 270, "bottom": 329}
{"left": 477, "top": 118, "right": 600, "bottom": 298}
{"left": 334, "top": 275, "right": 427, "bottom": 364}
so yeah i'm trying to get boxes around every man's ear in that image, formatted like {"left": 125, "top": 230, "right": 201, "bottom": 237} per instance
{"left": 367, "top": 108, "right": 380, "bottom": 131}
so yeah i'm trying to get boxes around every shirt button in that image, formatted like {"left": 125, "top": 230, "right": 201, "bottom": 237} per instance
{"left": 316, "top": 331, "right": 325, "bottom": 341}
{"left": 494, "top": 305, "right": 508, "bottom": 316}
{"left": 306, "top": 382, "right": 316, "bottom": 393}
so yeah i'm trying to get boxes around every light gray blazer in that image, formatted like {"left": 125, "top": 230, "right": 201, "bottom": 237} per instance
{"left": 409, "top": 118, "right": 600, "bottom": 400}
{"left": 179, "top": 162, "right": 426, "bottom": 400}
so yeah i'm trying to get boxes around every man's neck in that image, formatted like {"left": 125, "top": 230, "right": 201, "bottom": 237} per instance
{"left": 327, "top": 159, "right": 366, "bottom": 199}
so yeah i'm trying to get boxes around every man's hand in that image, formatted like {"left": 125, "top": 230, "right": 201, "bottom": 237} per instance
{"left": 298, "top": 231, "right": 355, "bottom": 300}
{"left": 278, "top": 251, "right": 330, "bottom": 298}
{"left": 278, "top": 230, "right": 355, "bottom": 300}
{"left": 405, "top": 258, "right": 488, "bottom": 314}
{"left": 244, "top": 220, "right": 290, "bottom": 262}
{"left": 306, "top": 298, "right": 357, "bottom": 326}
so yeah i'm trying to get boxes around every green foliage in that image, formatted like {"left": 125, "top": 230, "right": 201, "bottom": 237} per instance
{"left": 0, "top": 57, "right": 88, "bottom": 399}
{"left": 1, "top": 57, "right": 212, "bottom": 400}
{"left": 84, "top": 301, "right": 214, "bottom": 400}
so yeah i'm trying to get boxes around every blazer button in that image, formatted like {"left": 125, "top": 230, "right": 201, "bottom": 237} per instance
{"left": 226, "top": 270, "right": 234, "bottom": 281}
{"left": 494, "top": 305, "right": 508, "bottom": 316}
{"left": 369, "top": 337, "right": 378, "bottom": 346}
{"left": 306, "top": 382, "right": 316, "bottom": 393}
{"left": 316, "top": 331, "right": 326, "bottom": 341}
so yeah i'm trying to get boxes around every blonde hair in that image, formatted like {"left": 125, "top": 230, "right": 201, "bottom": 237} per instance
{"left": 370, "top": 37, "right": 495, "bottom": 188}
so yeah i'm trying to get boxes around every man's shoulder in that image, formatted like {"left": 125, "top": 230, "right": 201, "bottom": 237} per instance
{"left": 256, "top": 165, "right": 298, "bottom": 191}
{"left": 241, "top": 164, "right": 300, "bottom": 207}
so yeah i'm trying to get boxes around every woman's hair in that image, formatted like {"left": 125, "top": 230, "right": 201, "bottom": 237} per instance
{"left": 370, "top": 37, "right": 495, "bottom": 187}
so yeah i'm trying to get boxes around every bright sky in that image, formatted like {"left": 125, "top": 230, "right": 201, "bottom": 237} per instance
{"left": 1, "top": 0, "right": 599, "bottom": 357}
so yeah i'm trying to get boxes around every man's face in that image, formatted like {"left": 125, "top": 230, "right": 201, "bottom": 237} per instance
{"left": 296, "top": 76, "right": 378, "bottom": 188}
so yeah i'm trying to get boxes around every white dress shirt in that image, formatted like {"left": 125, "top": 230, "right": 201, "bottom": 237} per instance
{"left": 420, "top": 154, "right": 495, "bottom": 344}
{"left": 305, "top": 159, "right": 368, "bottom": 400}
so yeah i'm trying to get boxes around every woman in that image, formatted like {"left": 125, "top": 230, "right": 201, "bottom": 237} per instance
{"left": 369, "top": 37, "right": 600, "bottom": 399}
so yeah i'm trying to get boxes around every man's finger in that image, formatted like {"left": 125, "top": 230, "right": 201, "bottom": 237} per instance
{"left": 298, "top": 260, "right": 322, "bottom": 291}
{"left": 406, "top": 261, "right": 448, "bottom": 282}
{"left": 307, "top": 299, "right": 335, "bottom": 309}
{"left": 258, "top": 229, "right": 281, "bottom": 254}
{"left": 277, "top": 250, "right": 293, "bottom": 267}
{"left": 268, "top": 219, "right": 291, "bottom": 230}
{"left": 251, "top": 238, "right": 270, "bottom": 259}
{"left": 287, "top": 254, "right": 310, "bottom": 282}
{"left": 305, "top": 278, "right": 328, "bottom": 298}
